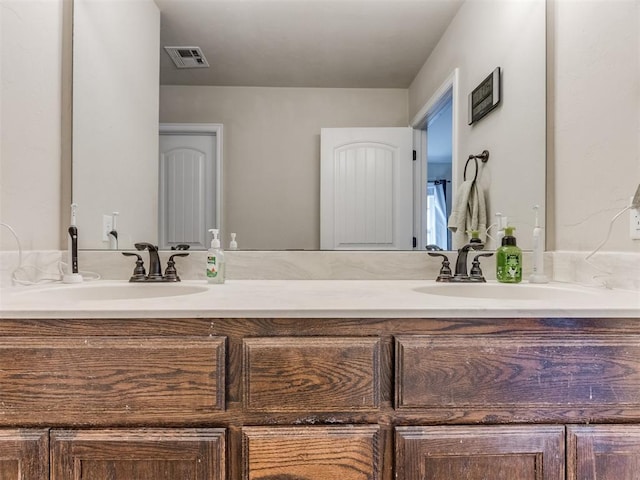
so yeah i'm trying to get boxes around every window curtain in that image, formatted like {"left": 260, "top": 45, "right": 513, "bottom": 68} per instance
{"left": 427, "top": 181, "right": 448, "bottom": 249}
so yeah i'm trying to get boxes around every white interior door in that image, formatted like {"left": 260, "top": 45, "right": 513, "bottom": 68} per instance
{"left": 320, "top": 127, "right": 413, "bottom": 250}
{"left": 159, "top": 133, "right": 217, "bottom": 250}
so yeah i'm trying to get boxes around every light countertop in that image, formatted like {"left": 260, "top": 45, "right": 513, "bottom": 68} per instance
{"left": 1, "top": 280, "right": 638, "bottom": 319}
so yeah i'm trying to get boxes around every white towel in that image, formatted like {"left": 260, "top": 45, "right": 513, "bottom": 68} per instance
{"left": 448, "top": 180, "right": 487, "bottom": 246}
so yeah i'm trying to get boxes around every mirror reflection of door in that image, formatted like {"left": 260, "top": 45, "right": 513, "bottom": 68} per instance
{"left": 159, "top": 125, "right": 221, "bottom": 250}
{"left": 320, "top": 127, "right": 413, "bottom": 250}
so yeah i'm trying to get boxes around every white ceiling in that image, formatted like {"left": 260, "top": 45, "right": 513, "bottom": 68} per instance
{"left": 155, "top": 0, "right": 464, "bottom": 88}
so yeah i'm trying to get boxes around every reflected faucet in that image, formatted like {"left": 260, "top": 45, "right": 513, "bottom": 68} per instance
{"left": 134, "top": 242, "right": 163, "bottom": 281}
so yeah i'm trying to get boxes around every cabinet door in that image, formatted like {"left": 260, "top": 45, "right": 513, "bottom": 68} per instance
{"left": 568, "top": 425, "right": 640, "bottom": 479}
{"left": 0, "top": 429, "right": 48, "bottom": 480}
{"left": 51, "top": 428, "right": 225, "bottom": 480}
{"left": 396, "top": 425, "right": 564, "bottom": 480}
{"left": 243, "top": 425, "right": 380, "bottom": 479}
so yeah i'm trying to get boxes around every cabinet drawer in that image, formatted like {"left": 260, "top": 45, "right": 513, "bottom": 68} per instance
{"left": 0, "top": 336, "right": 225, "bottom": 424}
{"left": 243, "top": 337, "right": 380, "bottom": 412}
{"left": 243, "top": 425, "right": 380, "bottom": 480}
{"left": 396, "top": 334, "right": 640, "bottom": 410}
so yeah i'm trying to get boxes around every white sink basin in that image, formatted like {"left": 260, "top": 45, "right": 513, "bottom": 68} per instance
{"left": 11, "top": 282, "right": 208, "bottom": 302}
{"left": 413, "top": 282, "right": 593, "bottom": 301}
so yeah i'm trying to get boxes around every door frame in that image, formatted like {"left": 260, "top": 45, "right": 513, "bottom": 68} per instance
{"left": 410, "top": 68, "right": 459, "bottom": 251}
{"left": 159, "top": 123, "right": 223, "bottom": 248}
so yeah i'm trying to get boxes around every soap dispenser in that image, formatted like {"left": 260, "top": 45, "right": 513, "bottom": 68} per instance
{"left": 206, "top": 229, "right": 225, "bottom": 284}
{"left": 496, "top": 226, "right": 522, "bottom": 283}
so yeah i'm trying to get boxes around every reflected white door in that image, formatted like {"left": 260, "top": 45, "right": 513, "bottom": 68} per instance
{"left": 320, "top": 127, "right": 413, "bottom": 250}
{"left": 159, "top": 133, "right": 217, "bottom": 250}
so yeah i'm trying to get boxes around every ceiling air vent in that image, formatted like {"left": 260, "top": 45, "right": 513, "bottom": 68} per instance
{"left": 164, "top": 46, "right": 210, "bottom": 69}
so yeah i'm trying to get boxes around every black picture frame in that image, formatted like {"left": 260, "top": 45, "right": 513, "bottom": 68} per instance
{"left": 468, "top": 67, "right": 501, "bottom": 125}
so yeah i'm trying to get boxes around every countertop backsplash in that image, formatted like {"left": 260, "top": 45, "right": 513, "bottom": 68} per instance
{"left": 0, "top": 249, "right": 637, "bottom": 291}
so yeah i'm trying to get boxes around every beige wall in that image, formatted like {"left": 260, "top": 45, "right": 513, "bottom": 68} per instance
{"left": 1, "top": 0, "right": 639, "bottom": 254}
{"left": 0, "top": 0, "right": 64, "bottom": 250}
{"left": 160, "top": 86, "right": 408, "bottom": 250}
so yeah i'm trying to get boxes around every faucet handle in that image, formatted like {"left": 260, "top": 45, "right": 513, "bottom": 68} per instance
{"left": 122, "top": 252, "right": 146, "bottom": 282}
{"left": 470, "top": 252, "right": 494, "bottom": 282}
{"left": 164, "top": 253, "right": 189, "bottom": 282}
{"left": 428, "top": 252, "right": 452, "bottom": 282}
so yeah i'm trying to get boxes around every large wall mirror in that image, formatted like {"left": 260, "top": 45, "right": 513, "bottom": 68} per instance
{"left": 72, "top": 0, "right": 546, "bottom": 251}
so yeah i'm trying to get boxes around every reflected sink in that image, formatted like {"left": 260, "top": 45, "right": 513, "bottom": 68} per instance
{"left": 13, "top": 282, "right": 208, "bottom": 302}
{"left": 413, "top": 282, "right": 593, "bottom": 301}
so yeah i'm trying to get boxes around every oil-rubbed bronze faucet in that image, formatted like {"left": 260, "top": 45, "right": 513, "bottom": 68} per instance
{"left": 134, "top": 242, "right": 164, "bottom": 281}
{"left": 122, "top": 244, "right": 189, "bottom": 282}
{"left": 429, "top": 243, "right": 493, "bottom": 282}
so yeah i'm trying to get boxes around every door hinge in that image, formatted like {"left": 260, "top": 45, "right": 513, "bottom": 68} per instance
{"left": 413, "top": 150, "right": 417, "bottom": 161}
{"left": 413, "top": 236, "right": 417, "bottom": 248}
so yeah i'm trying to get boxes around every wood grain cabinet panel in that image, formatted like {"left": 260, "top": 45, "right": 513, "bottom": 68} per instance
{"left": 0, "top": 429, "right": 48, "bottom": 480}
{"left": 396, "top": 425, "right": 565, "bottom": 480}
{"left": 396, "top": 334, "right": 640, "bottom": 410}
{"left": 0, "top": 336, "right": 225, "bottom": 425}
{"left": 243, "top": 337, "right": 380, "bottom": 412}
{"left": 568, "top": 425, "right": 640, "bottom": 479}
{"left": 243, "top": 425, "right": 380, "bottom": 480}
{"left": 51, "top": 428, "right": 225, "bottom": 480}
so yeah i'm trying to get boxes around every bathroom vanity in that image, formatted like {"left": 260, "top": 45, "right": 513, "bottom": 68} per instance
{"left": 1, "top": 280, "right": 639, "bottom": 479}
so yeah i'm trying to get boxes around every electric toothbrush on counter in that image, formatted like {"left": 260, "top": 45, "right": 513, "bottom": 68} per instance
{"left": 529, "top": 204, "right": 549, "bottom": 284}
{"left": 63, "top": 203, "right": 83, "bottom": 283}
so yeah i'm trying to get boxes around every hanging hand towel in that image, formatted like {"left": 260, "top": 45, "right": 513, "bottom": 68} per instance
{"left": 448, "top": 180, "right": 474, "bottom": 242}
{"left": 448, "top": 180, "right": 488, "bottom": 246}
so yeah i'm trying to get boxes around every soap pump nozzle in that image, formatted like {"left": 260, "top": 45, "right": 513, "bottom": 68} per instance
{"left": 208, "top": 228, "right": 221, "bottom": 249}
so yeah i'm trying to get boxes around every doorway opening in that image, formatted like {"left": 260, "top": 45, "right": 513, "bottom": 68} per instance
{"left": 412, "top": 69, "right": 458, "bottom": 251}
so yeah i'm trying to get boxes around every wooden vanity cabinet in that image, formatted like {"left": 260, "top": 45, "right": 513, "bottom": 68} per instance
{"left": 2, "top": 316, "right": 640, "bottom": 480}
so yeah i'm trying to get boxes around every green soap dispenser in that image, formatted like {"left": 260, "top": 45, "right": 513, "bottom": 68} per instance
{"left": 496, "top": 226, "right": 522, "bottom": 283}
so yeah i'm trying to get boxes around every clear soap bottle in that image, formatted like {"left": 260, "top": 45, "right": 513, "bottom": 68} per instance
{"left": 206, "top": 229, "right": 225, "bottom": 284}
{"left": 496, "top": 226, "right": 522, "bottom": 283}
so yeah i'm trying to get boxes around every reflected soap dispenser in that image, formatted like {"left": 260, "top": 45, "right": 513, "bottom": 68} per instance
{"left": 496, "top": 226, "right": 522, "bottom": 283}
{"left": 206, "top": 229, "right": 225, "bottom": 284}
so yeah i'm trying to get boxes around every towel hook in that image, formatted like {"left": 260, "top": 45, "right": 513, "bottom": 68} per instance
{"left": 463, "top": 150, "right": 490, "bottom": 182}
